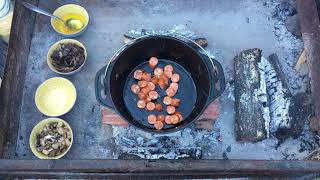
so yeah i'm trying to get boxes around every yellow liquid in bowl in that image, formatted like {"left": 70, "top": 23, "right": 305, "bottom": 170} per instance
{"left": 53, "top": 13, "right": 86, "bottom": 34}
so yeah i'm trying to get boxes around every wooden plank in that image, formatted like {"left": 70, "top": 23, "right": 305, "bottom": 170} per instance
{"left": 0, "top": 0, "right": 38, "bottom": 157}
{"left": 0, "top": 159, "right": 319, "bottom": 178}
{"left": 297, "top": 0, "right": 320, "bottom": 133}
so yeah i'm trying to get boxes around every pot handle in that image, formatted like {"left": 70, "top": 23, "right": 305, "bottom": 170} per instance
{"left": 94, "top": 63, "right": 115, "bottom": 109}
{"left": 208, "top": 58, "right": 226, "bottom": 102}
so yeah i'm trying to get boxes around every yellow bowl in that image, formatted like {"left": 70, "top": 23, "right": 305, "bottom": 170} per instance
{"left": 51, "top": 4, "right": 89, "bottom": 37}
{"left": 35, "top": 77, "right": 77, "bottom": 116}
{"left": 47, "top": 39, "right": 87, "bottom": 75}
{"left": 29, "top": 118, "right": 73, "bottom": 159}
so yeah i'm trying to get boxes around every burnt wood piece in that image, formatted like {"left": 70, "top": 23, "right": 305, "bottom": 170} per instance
{"left": 0, "top": 0, "right": 38, "bottom": 157}
{"left": 268, "top": 54, "right": 291, "bottom": 95}
{"left": 0, "top": 159, "right": 320, "bottom": 178}
{"left": 0, "top": 40, "right": 7, "bottom": 78}
{"left": 234, "top": 48, "right": 267, "bottom": 142}
{"left": 123, "top": 34, "right": 208, "bottom": 47}
{"left": 297, "top": 0, "right": 320, "bottom": 133}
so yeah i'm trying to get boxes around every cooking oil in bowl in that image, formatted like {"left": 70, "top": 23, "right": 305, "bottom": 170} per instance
{"left": 52, "top": 13, "right": 85, "bottom": 34}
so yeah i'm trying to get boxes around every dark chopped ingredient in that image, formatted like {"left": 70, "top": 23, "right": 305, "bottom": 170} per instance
{"left": 51, "top": 43, "right": 85, "bottom": 73}
{"left": 35, "top": 121, "right": 72, "bottom": 157}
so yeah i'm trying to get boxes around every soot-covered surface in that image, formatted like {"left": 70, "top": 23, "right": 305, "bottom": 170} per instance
{"left": 13, "top": 0, "right": 318, "bottom": 160}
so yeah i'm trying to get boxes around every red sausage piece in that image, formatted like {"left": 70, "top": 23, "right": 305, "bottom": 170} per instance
{"left": 157, "top": 115, "right": 165, "bottom": 122}
{"left": 137, "top": 100, "right": 146, "bottom": 109}
{"left": 167, "top": 106, "right": 176, "bottom": 114}
{"left": 141, "top": 72, "right": 151, "bottom": 81}
{"left": 155, "top": 104, "right": 163, "bottom": 111}
{"left": 165, "top": 115, "right": 172, "bottom": 124}
{"left": 164, "top": 65, "right": 174, "bottom": 72}
{"left": 163, "top": 96, "right": 172, "bottom": 105}
{"left": 171, "top": 73, "right": 180, "bottom": 83}
{"left": 148, "top": 91, "right": 159, "bottom": 100}
{"left": 166, "top": 88, "right": 176, "bottom": 97}
{"left": 171, "top": 98, "right": 180, "bottom": 107}
{"left": 131, "top": 84, "right": 140, "bottom": 94}
{"left": 154, "top": 121, "right": 164, "bottom": 130}
{"left": 146, "top": 102, "right": 156, "bottom": 111}
{"left": 138, "top": 80, "right": 148, "bottom": 88}
{"left": 138, "top": 92, "right": 146, "bottom": 100}
{"left": 171, "top": 115, "right": 179, "bottom": 124}
{"left": 147, "top": 114, "right": 157, "bottom": 124}
{"left": 154, "top": 68, "right": 163, "bottom": 77}
{"left": 147, "top": 82, "right": 156, "bottom": 91}
{"left": 149, "top": 57, "right": 158, "bottom": 68}
{"left": 134, "top": 69, "right": 143, "bottom": 80}
{"left": 169, "top": 82, "right": 179, "bottom": 91}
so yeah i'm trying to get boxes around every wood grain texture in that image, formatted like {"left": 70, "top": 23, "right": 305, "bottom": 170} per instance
{"left": 297, "top": 0, "right": 320, "bottom": 133}
{"left": 0, "top": 0, "right": 38, "bottom": 158}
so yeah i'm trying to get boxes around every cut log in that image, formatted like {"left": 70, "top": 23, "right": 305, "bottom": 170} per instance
{"left": 234, "top": 48, "right": 269, "bottom": 142}
{"left": 297, "top": 0, "right": 320, "bottom": 133}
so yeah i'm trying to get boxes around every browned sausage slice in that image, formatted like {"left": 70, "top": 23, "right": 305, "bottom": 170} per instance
{"left": 175, "top": 112, "right": 183, "bottom": 122}
{"left": 158, "top": 78, "right": 166, "bottom": 89}
{"left": 154, "top": 121, "right": 164, "bottom": 130}
{"left": 171, "top": 73, "right": 180, "bottom": 83}
{"left": 148, "top": 91, "right": 159, "bottom": 100}
{"left": 166, "top": 88, "right": 176, "bottom": 97}
{"left": 138, "top": 80, "right": 148, "bottom": 88}
{"left": 165, "top": 115, "right": 172, "bottom": 124}
{"left": 145, "top": 96, "right": 152, "bottom": 103}
{"left": 149, "top": 57, "right": 158, "bottom": 68}
{"left": 155, "top": 103, "right": 163, "bottom": 111}
{"left": 146, "top": 102, "right": 156, "bottom": 111}
{"left": 164, "top": 65, "right": 174, "bottom": 72}
{"left": 169, "top": 82, "right": 179, "bottom": 91}
{"left": 147, "top": 82, "right": 156, "bottom": 91}
{"left": 161, "top": 74, "right": 169, "bottom": 85}
{"left": 134, "top": 69, "right": 143, "bottom": 80}
{"left": 140, "top": 87, "right": 151, "bottom": 95}
{"left": 138, "top": 92, "right": 146, "bottom": 100}
{"left": 163, "top": 96, "right": 172, "bottom": 105}
{"left": 171, "top": 98, "right": 180, "bottom": 107}
{"left": 171, "top": 115, "right": 179, "bottom": 124}
{"left": 157, "top": 115, "right": 165, "bottom": 122}
{"left": 137, "top": 100, "right": 146, "bottom": 109}
{"left": 147, "top": 114, "right": 157, "bottom": 124}
{"left": 131, "top": 84, "right": 140, "bottom": 94}
{"left": 164, "top": 70, "right": 172, "bottom": 78}
{"left": 141, "top": 72, "right": 151, "bottom": 81}
{"left": 166, "top": 106, "right": 176, "bottom": 114}
{"left": 154, "top": 68, "right": 163, "bottom": 77}
{"left": 151, "top": 76, "right": 159, "bottom": 85}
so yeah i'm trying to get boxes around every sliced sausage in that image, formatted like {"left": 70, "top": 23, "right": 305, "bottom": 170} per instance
{"left": 151, "top": 76, "right": 159, "bottom": 85}
{"left": 149, "top": 57, "right": 158, "bottom": 68}
{"left": 141, "top": 72, "right": 151, "bottom": 81}
{"left": 138, "top": 92, "right": 146, "bottom": 100}
{"left": 154, "top": 121, "right": 164, "bottom": 130}
{"left": 140, "top": 87, "right": 151, "bottom": 95}
{"left": 164, "top": 70, "right": 172, "bottom": 78}
{"left": 164, "top": 65, "right": 173, "bottom": 72}
{"left": 134, "top": 69, "right": 143, "bottom": 80}
{"left": 158, "top": 78, "right": 166, "bottom": 89}
{"left": 166, "top": 105, "right": 176, "bottom": 114}
{"left": 145, "top": 96, "right": 152, "bottom": 103}
{"left": 163, "top": 96, "right": 172, "bottom": 105}
{"left": 171, "top": 98, "right": 180, "bottom": 107}
{"left": 147, "top": 114, "right": 157, "bottom": 124}
{"left": 130, "top": 84, "right": 140, "bottom": 94}
{"left": 148, "top": 91, "right": 159, "bottom": 100}
{"left": 171, "top": 73, "right": 180, "bottom": 83}
{"left": 138, "top": 80, "right": 148, "bottom": 88}
{"left": 146, "top": 102, "right": 156, "bottom": 111}
{"left": 165, "top": 115, "right": 172, "bottom": 124}
{"left": 155, "top": 103, "right": 163, "bottom": 111}
{"left": 147, "top": 82, "right": 156, "bottom": 91}
{"left": 166, "top": 88, "right": 176, "bottom": 97}
{"left": 161, "top": 74, "right": 169, "bottom": 85}
{"left": 157, "top": 115, "right": 165, "bottom": 122}
{"left": 154, "top": 68, "right": 163, "bottom": 77}
{"left": 169, "top": 82, "right": 179, "bottom": 91}
{"left": 171, "top": 115, "right": 179, "bottom": 124}
{"left": 137, "top": 100, "right": 146, "bottom": 109}
{"left": 175, "top": 112, "right": 183, "bottom": 122}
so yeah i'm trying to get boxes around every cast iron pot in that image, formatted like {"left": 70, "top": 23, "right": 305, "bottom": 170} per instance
{"left": 95, "top": 35, "right": 225, "bottom": 133}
